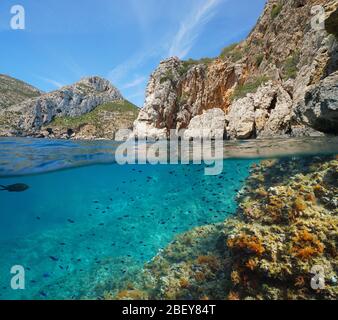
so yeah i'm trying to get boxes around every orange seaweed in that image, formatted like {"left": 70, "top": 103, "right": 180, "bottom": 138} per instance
{"left": 196, "top": 255, "right": 221, "bottom": 271}
{"left": 228, "top": 291, "right": 240, "bottom": 300}
{"left": 291, "top": 230, "right": 324, "bottom": 260}
{"left": 227, "top": 234, "right": 265, "bottom": 256}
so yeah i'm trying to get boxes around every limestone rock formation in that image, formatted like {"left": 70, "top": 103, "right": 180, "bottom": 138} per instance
{"left": 227, "top": 81, "right": 293, "bottom": 139}
{"left": 0, "top": 76, "right": 139, "bottom": 140}
{"left": 184, "top": 108, "right": 227, "bottom": 140}
{"left": 294, "top": 71, "right": 338, "bottom": 134}
{"left": 133, "top": 57, "right": 241, "bottom": 139}
{"left": 7, "top": 76, "right": 122, "bottom": 130}
{"left": 133, "top": 0, "right": 338, "bottom": 140}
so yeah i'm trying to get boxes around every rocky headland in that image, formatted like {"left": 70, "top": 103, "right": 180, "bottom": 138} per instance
{"left": 0, "top": 1, "right": 337, "bottom": 141}
{"left": 133, "top": 0, "right": 338, "bottom": 140}
{"left": 0, "top": 76, "right": 138, "bottom": 140}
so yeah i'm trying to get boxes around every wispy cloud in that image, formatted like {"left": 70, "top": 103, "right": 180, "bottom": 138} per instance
{"left": 127, "top": 90, "right": 146, "bottom": 101}
{"left": 169, "top": 0, "right": 223, "bottom": 58}
{"left": 121, "top": 76, "right": 147, "bottom": 89}
{"left": 107, "top": 55, "right": 145, "bottom": 85}
{"left": 36, "top": 75, "right": 65, "bottom": 89}
{"left": 107, "top": 45, "right": 162, "bottom": 85}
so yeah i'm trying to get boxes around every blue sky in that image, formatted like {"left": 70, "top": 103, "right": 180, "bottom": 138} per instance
{"left": 0, "top": 0, "right": 266, "bottom": 106}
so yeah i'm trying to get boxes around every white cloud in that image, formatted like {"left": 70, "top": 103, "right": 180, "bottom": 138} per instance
{"left": 122, "top": 76, "right": 147, "bottom": 89}
{"left": 36, "top": 75, "right": 65, "bottom": 89}
{"left": 108, "top": 54, "right": 146, "bottom": 85}
{"left": 169, "top": 0, "right": 223, "bottom": 59}
{"left": 107, "top": 45, "right": 162, "bottom": 85}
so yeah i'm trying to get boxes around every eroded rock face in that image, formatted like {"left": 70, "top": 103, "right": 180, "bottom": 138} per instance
{"left": 227, "top": 81, "right": 293, "bottom": 139}
{"left": 183, "top": 108, "right": 227, "bottom": 140}
{"left": 133, "top": 57, "right": 240, "bottom": 139}
{"left": 294, "top": 71, "right": 338, "bottom": 134}
{"left": 132, "top": 57, "right": 182, "bottom": 139}
{"left": 2, "top": 76, "right": 123, "bottom": 134}
{"left": 133, "top": 0, "right": 338, "bottom": 140}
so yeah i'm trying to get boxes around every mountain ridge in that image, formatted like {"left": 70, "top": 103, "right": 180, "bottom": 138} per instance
{"left": 0, "top": 76, "right": 139, "bottom": 139}
{"left": 0, "top": 74, "right": 42, "bottom": 110}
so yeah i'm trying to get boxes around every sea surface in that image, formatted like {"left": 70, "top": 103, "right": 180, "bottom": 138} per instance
{"left": 0, "top": 136, "right": 337, "bottom": 300}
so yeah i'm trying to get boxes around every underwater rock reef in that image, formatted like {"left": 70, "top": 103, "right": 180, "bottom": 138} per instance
{"left": 110, "top": 156, "right": 337, "bottom": 300}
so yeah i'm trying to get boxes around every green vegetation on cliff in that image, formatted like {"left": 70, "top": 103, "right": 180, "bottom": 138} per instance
{"left": 219, "top": 43, "right": 244, "bottom": 62}
{"left": 178, "top": 58, "right": 214, "bottom": 77}
{"left": 0, "top": 74, "right": 41, "bottom": 109}
{"left": 231, "top": 76, "right": 270, "bottom": 101}
{"left": 282, "top": 51, "right": 300, "bottom": 80}
{"left": 271, "top": 2, "right": 283, "bottom": 19}
{"left": 49, "top": 100, "right": 139, "bottom": 130}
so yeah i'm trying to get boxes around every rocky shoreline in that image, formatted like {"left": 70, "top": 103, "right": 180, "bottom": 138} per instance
{"left": 132, "top": 0, "right": 338, "bottom": 140}
{"left": 1, "top": 1, "right": 337, "bottom": 141}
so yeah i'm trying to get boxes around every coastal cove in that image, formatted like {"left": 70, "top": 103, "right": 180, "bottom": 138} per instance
{"left": 0, "top": 0, "right": 337, "bottom": 302}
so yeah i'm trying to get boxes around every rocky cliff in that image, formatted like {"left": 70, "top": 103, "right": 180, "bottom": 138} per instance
{"left": 0, "top": 76, "right": 139, "bottom": 140}
{"left": 133, "top": 0, "right": 338, "bottom": 140}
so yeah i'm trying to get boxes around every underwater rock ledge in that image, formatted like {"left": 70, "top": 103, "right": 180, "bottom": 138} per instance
{"left": 109, "top": 156, "right": 338, "bottom": 300}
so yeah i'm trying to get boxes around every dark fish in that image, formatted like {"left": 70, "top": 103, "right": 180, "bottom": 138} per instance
{"left": 49, "top": 256, "right": 59, "bottom": 262}
{"left": 0, "top": 183, "right": 29, "bottom": 192}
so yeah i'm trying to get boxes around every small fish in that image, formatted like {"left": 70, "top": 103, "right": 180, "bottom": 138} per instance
{"left": 67, "top": 219, "right": 75, "bottom": 224}
{"left": 49, "top": 256, "right": 59, "bottom": 262}
{"left": 0, "top": 183, "right": 29, "bottom": 192}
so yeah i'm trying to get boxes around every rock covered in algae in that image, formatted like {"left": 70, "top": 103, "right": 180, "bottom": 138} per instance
{"left": 111, "top": 156, "right": 337, "bottom": 300}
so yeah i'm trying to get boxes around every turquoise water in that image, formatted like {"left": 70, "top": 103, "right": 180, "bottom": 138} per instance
{"left": 0, "top": 137, "right": 337, "bottom": 300}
